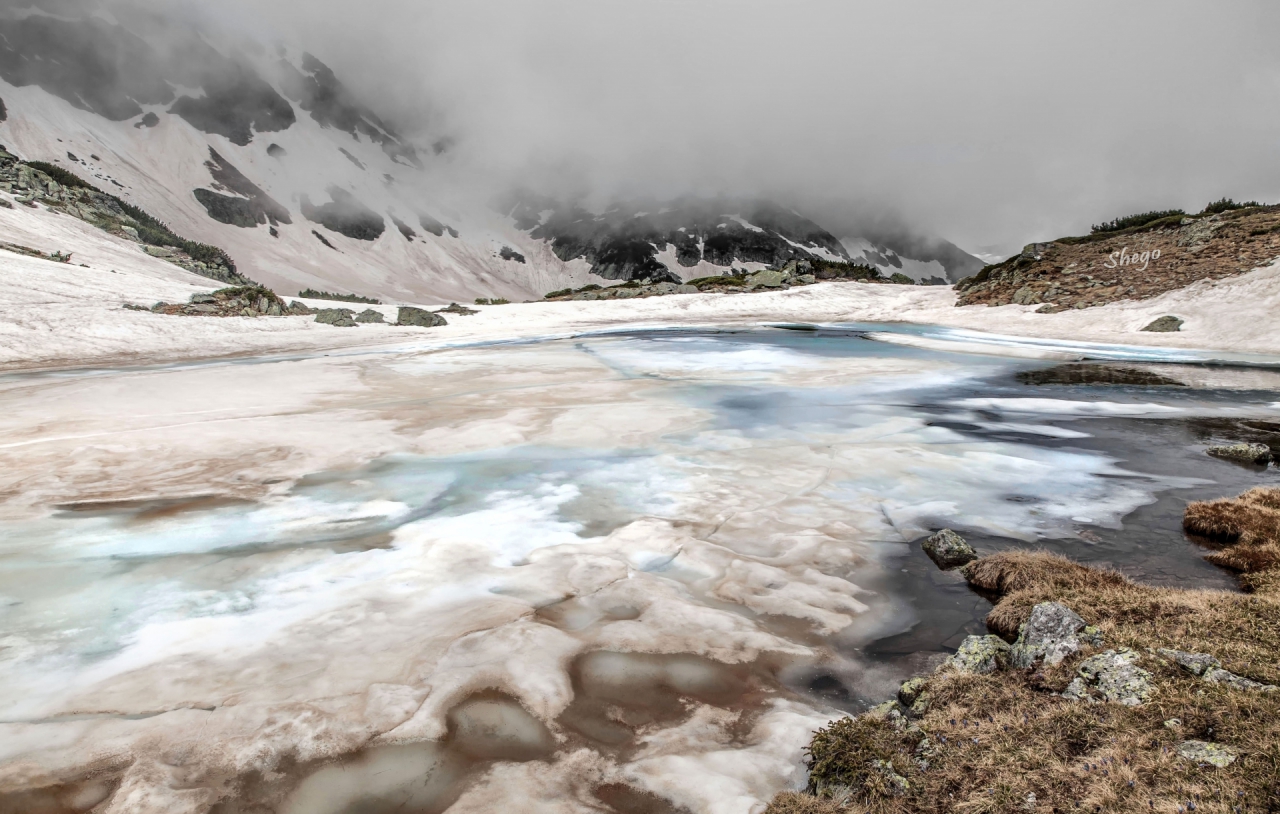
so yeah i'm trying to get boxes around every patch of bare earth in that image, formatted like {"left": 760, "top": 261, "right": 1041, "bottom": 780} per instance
{"left": 955, "top": 206, "right": 1280, "bottom": 311}
{"left": 769, "top": 488, "right": 1280, "bottom": 813}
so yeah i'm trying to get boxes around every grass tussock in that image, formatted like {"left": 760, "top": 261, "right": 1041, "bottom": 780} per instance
{"left": 768, "top": 487, "right": 1280, "bottom": 814}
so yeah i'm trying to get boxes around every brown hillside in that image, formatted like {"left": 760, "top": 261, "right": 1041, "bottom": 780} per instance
{"left": 956, "top": 205, "right": 1280, "bottom": 311}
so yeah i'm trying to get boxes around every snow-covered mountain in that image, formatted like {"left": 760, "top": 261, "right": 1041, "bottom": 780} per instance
{"left": 0, "top": 5, "right": 982, "bottom": 303}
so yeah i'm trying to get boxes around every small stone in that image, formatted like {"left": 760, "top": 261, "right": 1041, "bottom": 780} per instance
{"left": 922, "top": 529, "right": 978, "bottom": 570}
{"left": 1011, "top": 602, "right": 1101, "bottom": 669}
{"left": 944, "top": 635, "right": 1011, "bottom": 675}
{"left": 1164, "top": 718, "right": 1182, "bottom": 729}
{"left": 869, "top": 760, "right": 910, "bottom": 796}
{"left": 396, "top": 306, "right": 448, "bottom": 327}
{"left": 354, "top": 308, "right": 385, "bottom": 324}
{"left": 1075, "top": 649, "right": 1152, "bottom": 706}
{"left": 1203, "top": 668, "right": 1278, "bottom": 692}
{"left": 1141, "top": 315, "right": 1183, "bottom": 332}
{"left": 1156, "top": 648, "right": 1221, "bottom": 677}
{"left": 898, "top": 677, "right": 928, "bottom": 707}
{"left": 1176, "top": 741, "right": 1237, "bottom": 768}
{"left": 1205, "top": 443, "right": 1272, "bottom": 466}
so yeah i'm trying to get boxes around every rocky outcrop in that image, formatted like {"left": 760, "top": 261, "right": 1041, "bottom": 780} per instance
{"left": 419, "top": 213, "right": 459, "bottom": 238}
{"left": 396, "top": 307, "right": 447, "bottom": 327}
{"left": 194, "top": 148, "right": 291, "bottom": 229}
{"left": 354, "top": 309, "right": 384, "bottom": 324}
{"left": 956, "top": 206, "right": 1280, "bottom": 311}
{"left": 0, "top": 147, "right": 247, "bottom": 285}
{"left": 315, "top": 308, "right": 358, "bottom": 327}
{"left": 508, "top": 194, "right": 853, "bottom": 283}
{"left": 921, "top": 529, "right": 977, "bottom": 570}
{"left": 438, "top": 302, "right": 479, "bottom": 315}
{"left": 1206, "top": 442, "right": 1272, "bottom": 466}
{"left": 500, "top": 246, "right": 527, "bottom": 263}
{"left": 1009, "top": 602, "right": 1102, "bottom": 669}
{"left": 301, "top": 187, "right": 385, "bottom": 241}
{"left": 146, "top": 287, "right": 306, "bottom": 318}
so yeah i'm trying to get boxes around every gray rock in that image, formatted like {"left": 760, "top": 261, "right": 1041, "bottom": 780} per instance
{"left": 922, "top": 529, "right": 978, "bottom": 570}
{"left": 944, "top": 635, "right": 1011, "bottom": 675}
{"left": 1060, "top": 676, "right": 1094, "bottom": 703}
{"left": 396, "top": 306, "right": 447, "bottom": 327}
{"left": 1156, "top": 648, "right": 1221, "bottom": 677}
{"left": 675, "top": 284, "right": 699, "bottom": 294}
{"left": 354, "top": 308, "right": 385, "bottom": 324}
{"left": 795, "top": 274, "right": 816, "bottom": 285}
{"left": 1204, "top": 668, "right": 1278, "bottom": 692}
{"left": 1141, "top": 315, "right": 1183, "bottom": 333}
{"left": 189, "top": 293, "right": 218, "bottom": 304}
{"left": 1011, "top": 602, "right": 1102, "bottom": 669}
{"left": 747, "top": 269, "right": 787, "bottom": 289}
{"left": 1074, "top": 649, "right": 1152, "bottom": 706}
{"left": 315, "top": 308, "right": 357, "bottom": 327}
{"left": 287, "top": 301, "right": 315, "bottom": 315}
{"left": 1177, "top": 741, "right": 1237, "bottom": 768}
{"left": 1206, "top": 442, "right": 1272, "bottom": 466}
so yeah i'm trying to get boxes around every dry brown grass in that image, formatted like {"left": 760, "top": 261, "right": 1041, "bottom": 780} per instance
{"left": 767, "top": 487, "right": 1280, "bottom": 814}
{"left": 1185, "top": 488, "right": 1280, "bottom": 577}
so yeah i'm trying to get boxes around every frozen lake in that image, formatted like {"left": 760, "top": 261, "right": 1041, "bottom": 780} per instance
{"left": 1, "top": 326, "right": 1277, "bottom": 814}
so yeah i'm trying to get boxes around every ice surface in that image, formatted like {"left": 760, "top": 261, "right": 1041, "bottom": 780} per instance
{"left": 0, "top": 329, "right": 1272, "bottom": 813}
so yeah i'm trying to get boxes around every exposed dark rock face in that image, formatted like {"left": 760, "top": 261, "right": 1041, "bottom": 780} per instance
{"left": 266, "top": 143, "right": 286, "bottom": 158}
{"left": 277, "top": 53, "right": 421, "bottom": 167}
{"left": 135, "top": 112, "right": 160, "bottom": 129}
{"left": 301, "top": 187, "right": 384, "bottom": 241}
{"left": 169, "top": 66, "right": 295, "bottom": 146}
{"left": 391, "top": 216, "right": 416, "bottom": 241}
{"left": 312, "top": 230, "right": 337, "bottom": 249}
{"left": 339, "top": 148, "right": 365, "bottom": 170}
{"left": 1017, "top": 364, "right": 1186, "bottom": 387}
{"left": 0, "top": 17, "right": 174, "bottom": 120}
{"left": 0, "top": 97, "right": 6, "bottom": 123}
{"left": 506, "top": 195, "right": 850, "bottom": 283}
{"left": 419, "top": 213, "right": 458, "bottom": 238}
{"left": 1142, "top": 315, "right": 1183, "bottom": 333}
{"left": 499, "top": 246, "right": 526, "bottom": 263}
{"left": 193, "top": 148, "right": 291, "bottom": 228}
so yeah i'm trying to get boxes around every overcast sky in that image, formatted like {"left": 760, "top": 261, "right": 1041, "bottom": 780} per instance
{"left": 210, "top": 1, "right": 1280, "bottom": 252}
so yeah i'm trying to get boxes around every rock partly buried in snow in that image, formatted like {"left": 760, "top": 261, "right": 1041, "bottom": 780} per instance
{"left": 354, "top": 309, "right": 384, "bottom": 324}
{"left": 315, "top": 308, "right": 358, "bottom": 327}
{"left": 396, "top": 307, "right": 447, "bottom": 328}
{"left": 1177, "top": 741, "right": 1237, "bottom": 768}
{"left": 1010, "top": 602, "right": 1102, "bottom": 669}
{"left": 943, "top": 635, "right": 1010, "bottom": 674}
{"left": 1141, "top": 315, "right": 1184, "bottom": 332}
{"left": 1069, "top": 649, "right": 1152, "bottom": 706}
{"left": 149, "top": 287, "right": 297, "bottom": 318}
{"left": 747, "top": 269, "right": 787, "bottom": 289}
{"left": 1204, "top": 668, "right": 1278, "bottom": 692}
{"left": 438, "top": 302, "right": 479, "bottom": 315}
{"left": 1206, "top": 442, "right": 1272, "bottom": 466}
{"left": 922, "top": 529, "right": 978, "bottom": 570}
{"left": 1157, "top": 648, "right": 1221, "bottom": 677}
{"left": 1016, "top": 364, "right": 1186, "bottom": 387}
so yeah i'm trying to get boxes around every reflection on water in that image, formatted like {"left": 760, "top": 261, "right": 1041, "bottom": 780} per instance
{"left": 1, "top": 327, "right": 1278, "bottom": 814}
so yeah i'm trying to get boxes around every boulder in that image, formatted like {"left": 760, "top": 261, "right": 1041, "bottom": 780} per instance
{"left": 396, "top": 306, "right": 447, "bottom": 327}
{"left": 354, "top": 308, "right": 385, "bottom": 324}
{"left": 1141, "top": 315, "right": 1183, "bottom": 332}
{"left": 922, "top": 529, "right": 978, "bottom": 570}
{"left": 675, "top": 284, "right": 699, "bottom": 294}
{"left": 747, "top": 269, "right": 787, "bottom": 289}
{"left": 438, "top": 302, "right": 479, "bottom": 315}
{"left": 1070, "top": 649, "right": 1152, "bottom": 706}
{"left": 1156, "top": 648, "right": 1220, "bottom": 677}
{"left": 1010, "top": 602, "right": 1102, "bottom": 669}
{"left": 315, "top": 308, "right": 357, "bottom": 327}
{"left": 1206, "top": 442, "right": 1272, "bottom": 466}
{"left": 1177, "top": 741, "right": 1237, "bottom": 768}
{"left": 943, "top": 635, "right": 1010, "bottom": 674}
{"left": 897, "top": 677, "right": 927, "bottom": 707}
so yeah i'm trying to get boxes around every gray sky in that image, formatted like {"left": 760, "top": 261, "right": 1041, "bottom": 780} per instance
{"left": 215, "top": 1, "right": 1280, "bottom": 252}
